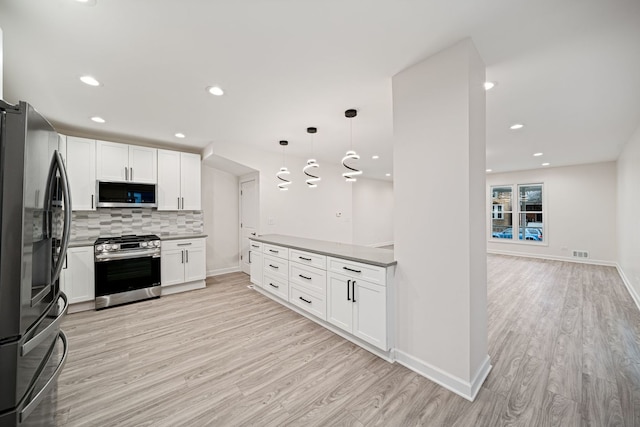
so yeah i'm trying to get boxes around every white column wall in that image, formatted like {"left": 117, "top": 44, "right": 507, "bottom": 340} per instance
{"left": 618, "top": 124, "right": 640, "bottom": 306}
{"left": 1, "top": 27, "right": 4, "bottom": 99}
{"left": 392, "top": 39, "right": 489, "bottom": 400}
{"left": 487, "top": 162, "right": 617, "bottom": 264}
{"left": 352, "top": 178, "right": 393, "bottom": 247}
{"left": 202, "top": 165, "right": 240, "bottom": 276}
{"left": 204, "top": 142, "right": 353, "bottom": 244}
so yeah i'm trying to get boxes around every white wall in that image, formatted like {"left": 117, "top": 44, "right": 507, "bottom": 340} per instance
{"left": 202, "top": 164, "right": 240, "bottom": 276}
{"left": 203, "top": 142, "right": 353, "bottom": 244}
{"left": 618, "top": 124, "right": 640, "bottom": 304}
{"left": 487, "top": 161, "right": 617, "bottom": 264}
{"left": 352, "top": 178, "right": 393, "bottom": 246}
{"left": 1, "top": 27, "right": 4, "bottom": 99}
{"left": 393, "top": 39, "right": 488, "bottom": 400}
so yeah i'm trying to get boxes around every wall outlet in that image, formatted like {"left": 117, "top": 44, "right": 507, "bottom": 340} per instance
{"left": 572, "top": 250, "right": 589, "bottom": 258}
{"left": 336, "top": 212, "right": 342, "bottom": 217}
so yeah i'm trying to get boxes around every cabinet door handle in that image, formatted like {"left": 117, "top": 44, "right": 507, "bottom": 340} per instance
{"left": 251, "top": 244, "right": 260, "bottom": 248}
{"left": 352, "top": 280, "right": 356, "bottom": 303}
{"left": 182, "top": 197, "right": 184, "bottom": 210}
{"left": 177, "top": 243, "right": 192, "bottom": 246}
{"left": 63, "top": 255, "right": 68, "bottom": 270}
{"left": 299, "top": 296, "right": 312, "bottom": 304}
{"left": 130, "top": 167, "right": 133, "bottom": 181}
{"left": 91, "top": 194, "right": 94, "bottom": 209}
{"left": 178, "top": 197, "right": 180, "bottom": 210}
{"left": 299, "top": 274, "right": 311, "bottom": 280}
{"left": 269, "top": 249, "right": 279, "bottom": 254}
{"left": 186, "top": 250, "right": 189, "bottom": 263}
{"left": 269, "top": 264, "right": 279, "bottom": 269}
{"left": 299, "top": 256, "right": 312, "bottom": 261}
{"left": 125, "top": 167, "right": 128, "bottom": 181}
{"left": 181, "top": 250, "right": 184, "bottom": 264}
{"left": 249, "top": 251, "right": 252, "bottom": 264}
{"left": 347, "top": 279, "right": 351, "bottom": 301}
{"left": 343, "top": 266, "right": 362, "bottom": 274}
{"left": 269, "top": 282, "right": 279, "bottom": 289}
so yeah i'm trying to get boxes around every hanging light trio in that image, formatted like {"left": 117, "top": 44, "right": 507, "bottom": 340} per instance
{"left": 276, "top": 108, "right": 362, "bottom": 190}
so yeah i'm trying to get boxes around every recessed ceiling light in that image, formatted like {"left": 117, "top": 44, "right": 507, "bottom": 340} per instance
{"left": 90, "top": 116, "right": 105, "bottom": 123}
{"left": 542, "top": 162, "right": 550, "bottom": 166}
{"left": 372, "top": 155, "right": 379, "bottom": 160}
{"left": 75, "top": 0, "right": 97, "bottom": 6}
{"left": 484, "top": 81, "right": 496, "bottom": 90}
{"left": 385, "top": 173, "right": 391, "bottom": 177}
{"left": 533, "top": 152, "right": 543, "bottom": 157}
{"left": 206, "top": 86, "right": 224, "bottom": 96}
{"left": 510, "top": 123, "right": 524, "bottom": 130}
{"left": 175, "top": 133, "right": 185, "bottom": 139}
{"left": 80, "top": 75, "right": 100, "bottom": 86}
{"left": 486, "top": 169, "right": 492, "bottom": 172}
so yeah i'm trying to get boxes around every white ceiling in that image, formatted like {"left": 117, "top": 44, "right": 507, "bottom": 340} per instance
{"left": 1, "top": 0, "right": 639, "bottom": 179}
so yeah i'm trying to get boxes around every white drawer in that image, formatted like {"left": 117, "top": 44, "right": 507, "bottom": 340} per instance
{"left": 263, "top": 243, "right": 288, "bottom": 260}
{"left": 327, "top": 256, "right": 386, "bottom": 286}
{"left": 162, "top": 238, "right": 205, "bottom": 251}
{"left": 289, "top": 248, "right": 326, "bottom": 270}
{"left": 249, "top": 240, "right": 263, "bottom": 251}
{"left": 289, "top": 262, "right": 326, "bottom": 295}
{"left": 289, "top": 284, "right": 326, "bottom": 321}
{"left": 263, "top": 254, "right": 289, "bottom": 280}
{"left": 263, "top": 273, "right": 288, "bottom": 300}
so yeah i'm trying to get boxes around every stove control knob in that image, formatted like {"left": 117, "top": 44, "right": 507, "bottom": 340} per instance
{"left": 111, "top": 244, "right": 118, "bottom": 250}
{"left": 96, "top": 245, "right": 103, "bottom": 252}
{"left": 141, "top": 242, "right": 148, "bottom": 247}
{"left": 154, "top": 240, "right": 161, "bottom": 247}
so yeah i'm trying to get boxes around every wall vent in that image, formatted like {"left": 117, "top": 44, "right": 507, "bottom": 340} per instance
{"left": 572, "top": 250, "right": 589, "bottom": 258}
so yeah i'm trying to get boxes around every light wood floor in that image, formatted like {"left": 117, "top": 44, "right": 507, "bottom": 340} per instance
{"left": 56, "top": 255, "right": 640, "bottom": 426}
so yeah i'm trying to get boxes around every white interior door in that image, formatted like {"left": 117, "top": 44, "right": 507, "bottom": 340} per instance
{"left": 240, "top": 179, "right": 258, "bottom": 274}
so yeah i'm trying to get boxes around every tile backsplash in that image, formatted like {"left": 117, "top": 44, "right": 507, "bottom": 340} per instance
{"left": 71, "top": 209, "right": 203, "bottom": 242}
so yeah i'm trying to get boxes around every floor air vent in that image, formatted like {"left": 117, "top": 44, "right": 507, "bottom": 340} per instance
{"left": 572, "top": 250, "right": 589, "bottom": 258}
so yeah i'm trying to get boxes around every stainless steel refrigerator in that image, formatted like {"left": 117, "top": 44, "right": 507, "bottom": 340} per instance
{"left": 0, "top": 100, "right": 71, "bottom": 426}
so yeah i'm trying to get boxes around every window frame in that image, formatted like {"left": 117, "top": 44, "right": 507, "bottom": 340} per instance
{"left": 489, "top": 182, "right": 546, "bottom": 246}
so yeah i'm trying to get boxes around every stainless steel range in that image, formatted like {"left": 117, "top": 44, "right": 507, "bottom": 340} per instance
{"left": 94, "top": 234, "right": 161, "bottom": 309}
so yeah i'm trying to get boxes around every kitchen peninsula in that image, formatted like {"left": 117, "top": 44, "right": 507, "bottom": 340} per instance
{"left": 249, "top": 234, "right": 396, "bottom": 358}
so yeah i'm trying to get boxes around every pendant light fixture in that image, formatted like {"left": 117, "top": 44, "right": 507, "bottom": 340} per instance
{"left": 303, "top": 127, "right": 321, "bottom": 188}
{"left": 276, "top": 140, "right": 291, "bottom": 191}
{"left": 342, "top": 109, "right": 362, "bottom": 182}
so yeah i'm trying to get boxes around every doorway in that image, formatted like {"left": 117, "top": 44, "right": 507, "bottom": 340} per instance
{"left": 239, "top": 177, "right": 258, "bottom": 274}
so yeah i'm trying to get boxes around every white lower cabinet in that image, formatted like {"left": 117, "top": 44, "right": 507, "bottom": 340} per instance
{"left": 263, "top": 273, "right": 288, "bottom": 300}
{"left": 60, "top": 246, "right": 95, "bottom": 309}
{"left": 161, "top": 238, "right": 206, "bottom": 294}
{"left": 327, "top": 272, "right": 387, "bottom": 350}
{"left": 249, "top": 241, "right": 263, "bottom": 287}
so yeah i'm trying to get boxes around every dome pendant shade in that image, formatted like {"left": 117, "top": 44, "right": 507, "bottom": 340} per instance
{"left": 342, "top": 150, "right": 362, "bottom": 182}
{"left": 303, "top": 159, "right": 321, "bottom": 188}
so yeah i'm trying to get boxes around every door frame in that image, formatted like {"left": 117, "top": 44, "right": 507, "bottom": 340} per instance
{"left": 238, "top": 172, "right": 260, "bottom": 273}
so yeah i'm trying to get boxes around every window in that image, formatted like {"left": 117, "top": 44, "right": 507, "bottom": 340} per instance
{"left": 490, "top": 183, "right": 544, "bottom": 243}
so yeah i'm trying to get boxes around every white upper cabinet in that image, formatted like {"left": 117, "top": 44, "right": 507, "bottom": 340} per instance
{"left": 66, "top": 136, "right": 96, "bottom": 211}
{"left": 157, "top": 149, "right": 201, "bottom": 211}
{"left": 96, "top": 140, "right": 157, "bottom": 183}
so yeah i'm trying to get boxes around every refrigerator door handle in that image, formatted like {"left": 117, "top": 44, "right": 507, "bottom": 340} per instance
{"left": 19, "top": 330, "right": 69, "bottom": 424}
{"left": 45, "top": 150, "right": 72, "bottom": 285}
{"left": 22, "top": 292, "right": 69, "bottom": 356}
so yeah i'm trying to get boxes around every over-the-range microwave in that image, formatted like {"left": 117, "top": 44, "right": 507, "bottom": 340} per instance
{"left": 96, "top": 181, "right": 157, "bottom": 208}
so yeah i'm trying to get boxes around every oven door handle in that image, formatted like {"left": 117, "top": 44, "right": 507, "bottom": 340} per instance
{"left": 95, "top": 249, "right": 161, "bottom": 262}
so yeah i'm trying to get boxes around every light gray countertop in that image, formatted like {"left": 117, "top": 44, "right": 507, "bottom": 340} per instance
{"left": 251, "top": 234, "right": 396, "bottom": 267}
{"left": 68, "top": 234, "right": 207, "bottom": 247}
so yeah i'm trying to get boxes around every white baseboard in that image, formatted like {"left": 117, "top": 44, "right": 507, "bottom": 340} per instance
{"left": 617, "top": 263, "right": 640, "bottom": 313}
{"left": 487, "top": 249, "right": 617, "bottom": 267}
{"left": 161, "top": 280, "right": 206, "bottom": 295}
{"left": 395, "top": 351, "right": 491, "bottom": 401}
{"left": 206, "top": 266, "right": 242, "bottom": 277}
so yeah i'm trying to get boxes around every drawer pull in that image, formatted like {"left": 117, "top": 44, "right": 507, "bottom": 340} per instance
{"left": 252, "top": 244, "right": 260, "bottom": 248}
{"left": 299, "top": 274, "right": 312, "bottom": 280}
{"left": 269, "top": 283, "right": 279, "bottom": 289}
{"left": 177, "top": 243, "right": 192, "bottom": 246}
{"left": 269, "top": 249, "right": 279, "bottom": 253}
{"left": 343, "top": 266, "right": 362, "bottom": 274}
{"left": 299, "top": 256, "right": 312, "bottom": 261}
{"left": 299, "top": 296, "right": 312, "bottom": 304}
{"left": 269, "top": 264, "right": 279, "bottom": 269}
